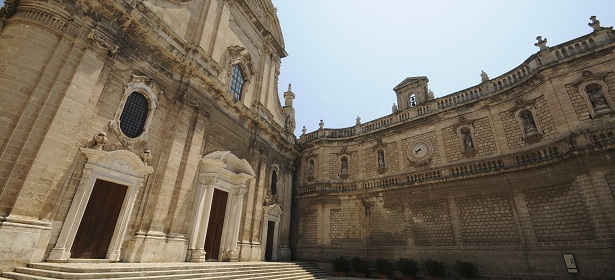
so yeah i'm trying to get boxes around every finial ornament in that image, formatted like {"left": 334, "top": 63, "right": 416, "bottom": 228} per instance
{"left": 288, "top": 83, "right": 292, "bottom": 91}
{"left": 589, "top": 16, "right": 601, "bottom": 31}
{"left": 534, "top": 36, "right": 548, "bottom": 51}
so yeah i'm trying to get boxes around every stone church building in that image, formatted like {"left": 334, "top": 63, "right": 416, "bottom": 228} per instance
{"left": 0, "top": 0, "right": 297, "bottom": 269}
{"left": 295, "top": 17, "right": 615, "bottom": 280}
{"left": 0, "top": 0, "right": 614, "bottom": 279}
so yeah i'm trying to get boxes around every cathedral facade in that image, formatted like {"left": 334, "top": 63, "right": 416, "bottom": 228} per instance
{"left": 0, "top": 0, "right": 297, "bottom": 270}
{"left": 295, "top": 19, "right": 615, "bottom": 279}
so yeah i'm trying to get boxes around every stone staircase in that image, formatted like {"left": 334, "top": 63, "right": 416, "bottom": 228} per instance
{"left": 1, "top": 262, "right": 329, "bottom": 280}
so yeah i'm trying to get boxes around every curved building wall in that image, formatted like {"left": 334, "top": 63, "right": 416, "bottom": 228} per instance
{"left": 295, "top": 26, "right": 615, "bottom": 279}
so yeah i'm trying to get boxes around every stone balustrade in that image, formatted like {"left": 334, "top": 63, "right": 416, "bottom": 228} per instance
{"left": 298, "top": 27, "right": 614, "bottom": 144}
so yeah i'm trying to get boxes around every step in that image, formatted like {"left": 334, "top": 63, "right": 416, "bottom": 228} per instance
{"left": 2, "top": 262, "right": 328, "bottom": 280}
{"left": 12, "top": 267, "right": 315, "bottom": 280}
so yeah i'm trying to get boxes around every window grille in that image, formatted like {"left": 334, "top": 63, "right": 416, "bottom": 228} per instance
{"left": 119, "top": 92, "right": 149, "bottom": 138}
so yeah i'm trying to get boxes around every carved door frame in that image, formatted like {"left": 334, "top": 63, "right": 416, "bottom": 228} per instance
{"left": 261, "top": 204, "right": 282, "bottom": 261}
{"left": 48, "top": 148, "right": 153, "bottom": 262}
{"left": 188, "top": 151, "right": 254, "bottom": 262}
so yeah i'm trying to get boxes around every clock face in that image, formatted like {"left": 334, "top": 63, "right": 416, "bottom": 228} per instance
{"left": 407, "top": 140, "right": 433, "bottom": 163}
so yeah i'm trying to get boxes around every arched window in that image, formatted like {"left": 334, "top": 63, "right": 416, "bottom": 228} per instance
{"left": 408, "top": 94, "right": 417, "bottom": 107}
{"left": 230, "top": 64, "right": 245, "bottom": 100}
{"left": 270, "top": 170, "right": 278, "bottom": 196}
{"left": 119, "top": 92, "right": 149, "bottom": 138}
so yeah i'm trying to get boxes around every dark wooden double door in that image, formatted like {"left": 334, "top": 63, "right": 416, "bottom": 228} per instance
{"left": 72, "top": 180, "right": 127, "bottom": 259}
{"left": 204, "top": 189, "right": 228, "bottom": 260}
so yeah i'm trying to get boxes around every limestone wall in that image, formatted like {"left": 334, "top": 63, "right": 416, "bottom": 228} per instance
{"left": 295, "top": 26, "right": 615, "bottom": 279}
{"left": 0, "top": 0, "right": 296, "bottom": 271}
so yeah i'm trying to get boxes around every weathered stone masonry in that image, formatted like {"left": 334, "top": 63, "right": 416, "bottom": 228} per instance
{"left": 295, "top": 20, "right": 615, "bottom": 279}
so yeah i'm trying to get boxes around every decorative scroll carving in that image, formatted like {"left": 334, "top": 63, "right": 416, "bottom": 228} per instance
{"left": 88, "top": 28, "right": 119, "bottom": 55}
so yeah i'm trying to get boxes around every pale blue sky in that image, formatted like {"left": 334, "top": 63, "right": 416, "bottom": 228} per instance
{"left": 272, "top": 0, "right": 615, "bottom": 135}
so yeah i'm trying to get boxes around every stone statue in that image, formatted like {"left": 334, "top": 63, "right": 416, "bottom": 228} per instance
{"left": 340, "top": 158, "right": 348, "bottom": 174}
{"left": 480, "top": 70, "right": 489, "bottom": 82}
{"left": 534, "top": 36, "right": 548, "bottom": 51}
{"left": 377, "top": 151, "right": 385, "bottom": 168}
{"left": 522, "top": 113, "right": 538, "bottom": 135}
{"left": 302, "top": 126, "right": 307, "bottom": 135}
{"left": 93, "top": 132, "right": 107, "bottom": 150}
{"left": 392, "top": 103, "right": 398, "bottom": 113}
{"left": 319, "top": 119, "right": 324, "bottom": 130}
{"left": 589, "top": 16, "right": 601, "bottom": 31}
{"left": 140, "top": 149, "right": 152, "bottom": 166}
{"left": 463, "top": 132, "right": 474, "bottom": 150}
{"left": 308, "top": 160, "right": 315, "bottom": 176}
{"left": 588, "top": 87, "right": 609, "bottom": 110}
{"left": 356, "top": 115, "right": 361, "bottom": 125}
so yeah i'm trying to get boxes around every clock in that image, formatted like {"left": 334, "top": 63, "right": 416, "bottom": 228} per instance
{"left": 407, "top": 139, "right": 433, "bottom": 163}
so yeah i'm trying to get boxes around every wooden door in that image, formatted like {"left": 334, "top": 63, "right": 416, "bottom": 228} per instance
{"left": 72, "top": 180, "right": 127, "bottom": 259}
{"left": 264, "top": 221, "right": 275, "bottom": 261}
{"left": 204, "top": 189, "right": 228, "bottom": 260}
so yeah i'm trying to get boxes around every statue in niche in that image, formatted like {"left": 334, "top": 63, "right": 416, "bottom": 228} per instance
{"left": 377, "top": 151, "right": 385, "bottom": 168}
{"left": 587, "top": 84, "right": 609, "bottom": 111}
{"left": 340, "top": 157, "right": 348, "bottom": 175}
{"left": 308, "top": 159, "right": 314, "bottom": 177}
{"left": 522, "top": 112, "right": 538, "bottom": 136}
{"left": 463, "top": 131, "right": 474, "bottom": 150}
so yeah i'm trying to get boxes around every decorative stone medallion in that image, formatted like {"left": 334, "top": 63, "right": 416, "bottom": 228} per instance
{"left": 407, "top": 139, "right": 433, "bottom": 164}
